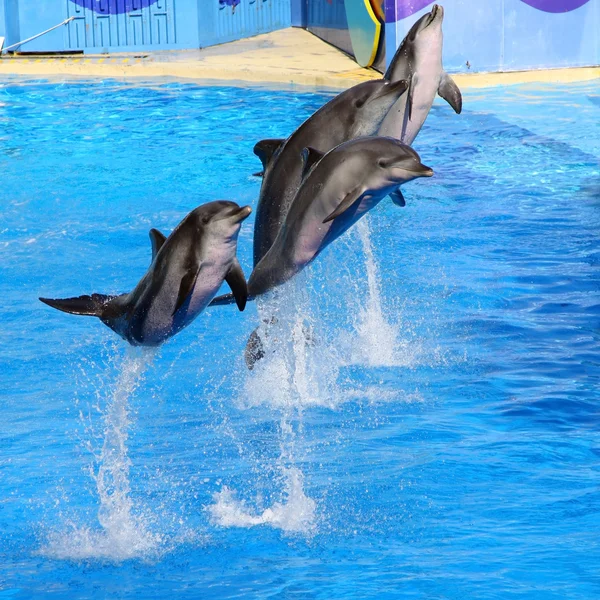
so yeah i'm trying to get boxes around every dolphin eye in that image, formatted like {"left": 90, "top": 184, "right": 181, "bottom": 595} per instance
{"left": 202, "top": 215, "right": 210, "bottom": 224}
{"left": 355, "top": 98, "right": 366, "bottom": 109}
{"left": 378, "top": 160, "right": 388, "bottom": 168}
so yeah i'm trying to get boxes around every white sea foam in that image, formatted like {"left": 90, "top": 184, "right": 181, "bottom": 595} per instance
{"left": 207, "top": 467, "right": 316, "bottom": 534}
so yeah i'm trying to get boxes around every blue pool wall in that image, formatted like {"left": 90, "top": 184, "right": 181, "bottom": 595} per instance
{"left": 384, "top": 0, "right": 600, "bottom": 73}
{"left": 0, "top": 0, "right": 598, "bottom": 72}
{"left": 0, "top": 0, "right": 291, "bottom": 53}
{"left": 303, "top": 0, "right": 599, "bottom": 73}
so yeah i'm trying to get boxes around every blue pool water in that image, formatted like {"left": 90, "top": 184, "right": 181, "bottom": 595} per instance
{"left": 1, "top": 78, "right": 599, "bottom": 598}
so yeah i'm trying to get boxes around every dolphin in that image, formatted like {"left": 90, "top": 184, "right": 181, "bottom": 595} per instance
{"left": 378, "top": 3, "right": 462, "bottom": 145}
{"left": 213, "top": 137, "right": 432, "bottom": 305}
{"left": 251, "top": 78, "right": 409, "bottom": 266}
{"left": 40, "top": 201, "right": 251, "bottom": 346}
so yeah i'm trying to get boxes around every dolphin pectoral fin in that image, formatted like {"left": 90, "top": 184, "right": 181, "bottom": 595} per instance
{"left": 40, "top": 293, "right": 116, "bottom": 317}
{"left": 208, "top": 293, "right": 237, "bottom": 307}
{"left": 173, "top": 269, "right": 199, "bottom": 316}
{"left": 301, "top": 147, "right": 325, "bottom": 181}
{"left": 438, "top": 73, "right": 462, "bottom": 114}
{"left": 149, "top": 228, "right": 167, "bottom": 261}
{"left": 377, "top": 78, "right": 409, "bottom": 101}
{"left": 406, "top": 75, "right": 415, "bottom": 121}
{"left": 225, "top": 258, "right": 248, "bottom": 312}
{"left": 399, "top": 76, "right": 415, "bottom": 143}
{"left": 254, "top": 138, "right": 285, "bottom": 171}
{"left": 390, "top": 189, "right": 406, "bottom": 207}
{"left": 323, "top": 186, "right": 365, "bottom": 223}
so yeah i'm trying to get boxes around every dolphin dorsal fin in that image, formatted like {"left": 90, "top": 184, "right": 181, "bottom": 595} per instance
{"left": 149, "top": 228, "right": 167, "bottom": 261}
{"left": 438, "top": 72, "right": 462, "bottom": 114}
{"left": 253, "top": 138, "right": 285, "bottom": 171}
{"left": 225, "top": 257, "right": 248, "bottom": 312}
{"left": 301, "top": 147, "right": 325, "bottom": 181}
{"left": 323, "top": 186, "right": 365, "bottom": 223}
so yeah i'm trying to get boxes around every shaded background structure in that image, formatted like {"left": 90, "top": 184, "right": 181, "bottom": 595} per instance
{"left": 0, "top": 0, "right": 598, "bottom": 71}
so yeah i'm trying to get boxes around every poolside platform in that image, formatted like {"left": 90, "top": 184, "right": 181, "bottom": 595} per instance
{"left": 0, "top": 27, "right": 598, "bottom": 90}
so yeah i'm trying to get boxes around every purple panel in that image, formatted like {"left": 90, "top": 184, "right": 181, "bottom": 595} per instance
{"left": 385, "top": 0, "right": 593, "bottom": 22}
{"left": 69, "top": 0, "right": 160, "bottom": 14}
{"left": 384, "top": 0, "right": 433, "bottom": 22}
{"left": 519, "top": 0, "right": 592, "bottom": 11}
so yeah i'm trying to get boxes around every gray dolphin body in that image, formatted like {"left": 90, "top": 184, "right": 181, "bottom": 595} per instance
{"left": 252, "top": 78, "right": 409, "bottom": 266}
{"left": 40, "top": 201, "right": 251, "bottom": 346}
{"left": 247, "top": 137, "right": 433, "bottom": 298}
{"left": 377, "top": 4, "right": 462, "bottom": 145}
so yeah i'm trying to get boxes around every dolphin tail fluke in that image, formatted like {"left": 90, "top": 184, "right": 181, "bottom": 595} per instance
{"left": 438, "top": 72, "right": 462, "bottom": 114}
{"left": 39, "top": 293, "right": 116, "bottom": 316}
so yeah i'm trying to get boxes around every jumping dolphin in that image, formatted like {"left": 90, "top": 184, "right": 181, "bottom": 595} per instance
{"left": 212, "top": 137, "right": 432, "bottom": 306}
{"left": 252, "top": 78, "right": 409, "bottom": 266}
{"left": 40, "top": 201, "right": 251, "bottom": 346}
{"left": 378, "top": 4, "right": 462, "bottom": 145}
{"left": 249, "top": 137, "right": 433, "bottom": 297}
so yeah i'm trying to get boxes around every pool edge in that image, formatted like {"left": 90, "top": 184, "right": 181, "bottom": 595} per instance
{"left": 0, "top": 25, "right": 597, "bottom": 92}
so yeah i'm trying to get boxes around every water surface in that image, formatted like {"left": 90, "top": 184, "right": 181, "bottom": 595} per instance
{"left": 1, "top": 79, "right": 599, "bottom": 598}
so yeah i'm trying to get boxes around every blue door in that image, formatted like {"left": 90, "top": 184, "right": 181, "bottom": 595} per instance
{"left": 65, "top": 0, "right": 198, "bottom": 52}
{"left": 199, "top": 0, "right": 291, "bottom": 47}
{"left": 1, "top": 0, "right": 290, "bottom": 54}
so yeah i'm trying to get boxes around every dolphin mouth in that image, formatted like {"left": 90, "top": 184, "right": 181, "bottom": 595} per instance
{"left": 425, "top": 4, "right": 443, "bottom": 29}
{"left": 413, "top": 165, "right": 434, "bottom": 177}
{"left": 228, "top": 205, "right": 252, "bottom": 222}
{"left": 393, "top": 164, "right": 434, "bottom": 178}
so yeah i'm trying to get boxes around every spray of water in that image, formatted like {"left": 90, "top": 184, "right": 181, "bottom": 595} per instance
{"left": 42, "top": 347, "right": 161, "bottom": 561}
{"left": 207, "top": 273, "right": 333, "bottom": 534}
{"left": 242, "top": 276, "right": 342, "bottom": 411}
{"left": 352, "top": 218, "right": 407, "bottom": 366}
{"left": 208, "top": 467, "right": 316, "bottom": 534}
{"left": 208, "top": 218, "right": 431, "bottom": 534}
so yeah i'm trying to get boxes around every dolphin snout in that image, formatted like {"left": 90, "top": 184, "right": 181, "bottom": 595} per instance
{"left": 218, "top": 204, "right": 252, "bottom": 223}
{"left": 430, "top": 4, "right": 443, "bottom": 21}
{"left": 390, "top": 157, "right": 434, "bottom": 177}
{"left": 232, "top": 205, "right": 252, "bottom": 222}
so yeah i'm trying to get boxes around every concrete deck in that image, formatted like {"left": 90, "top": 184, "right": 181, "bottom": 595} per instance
{"left": 0, "top": 27, "right": 598, "bottom": 90}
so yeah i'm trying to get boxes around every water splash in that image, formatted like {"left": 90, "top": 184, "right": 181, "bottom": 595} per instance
{"left": 42, "top": 347, "right": 161, "bottom": 561}
{"left": 210, "top": 219, "right": 430, "bottom": 536}
{"left": 243, "top": 275, "right": 342, "bottom": 410}
{"left": 351, "top": 218, "right": 416, "bottom": 367}
{"left": 208, "top": 467, "right": 316, "bottom": 534}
